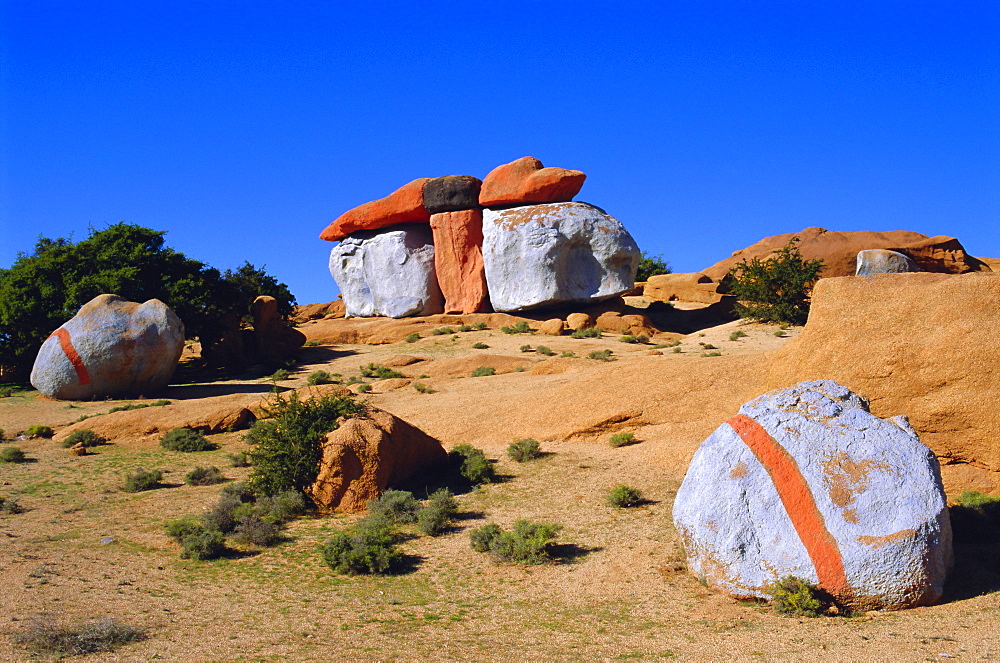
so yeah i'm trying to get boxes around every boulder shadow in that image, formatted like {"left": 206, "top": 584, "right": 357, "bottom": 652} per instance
{"left": 550, "top": 543, "right": 603, "bottom": 564}
{"left": 389, "top": 553, "right": 423, "bottom": 576}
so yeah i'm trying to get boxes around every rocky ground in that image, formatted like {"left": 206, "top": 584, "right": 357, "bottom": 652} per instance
{"left": 0, "top": 312, "right": 998, "bottom": 662}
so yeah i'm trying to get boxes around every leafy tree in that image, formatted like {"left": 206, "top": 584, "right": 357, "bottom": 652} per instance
{"left": 726, "top": 237, "right": 823, "bottom": 326}
{"left": 0, "top": 223, "right": 295, "bottom": 376}
{"left": 635, "top": 251, "right": 672, "bottom": 282}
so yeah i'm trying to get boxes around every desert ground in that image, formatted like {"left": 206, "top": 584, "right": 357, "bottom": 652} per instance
{"left": 1, "top": 311, "right": 998, "bottom": 662}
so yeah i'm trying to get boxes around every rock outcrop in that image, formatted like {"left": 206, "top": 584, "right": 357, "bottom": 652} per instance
{"left": 855, "top": 249, "right": 920, "bottom": 276}
{"left": 307, "top": 408, "right": 448, "bottom": 512}
{"left": 320, "top": 178, "right": 431, "bottom": 242}
{"left": 429, "top": 209, "right": 490, "bottom": 314}
{"left": 329, "top": 224, "right": 444, "bottom": 318}
{"left": 482, "top": 202, "right": 640, "bottom": 312}
{"left": 251, "top": 296, "right": 306, "bottom": 366}
{"left": 643, "top": 272, "right": 728, "bottom": 304}
{"left": 673, "top": 380, "right": 952, "bottom": 611}
{"left": 31, "top": 294, "right": 184, "bottom": 400}
{"left": 480, "top": 156, "right": 586, "bottom": 208}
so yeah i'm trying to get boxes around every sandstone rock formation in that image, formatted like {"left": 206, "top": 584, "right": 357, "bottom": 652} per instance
{"left": 643, "top": 272, "right": 728, "bottom": 304}
{"left": 565, "top": 313, "right": 594, "bottom": 330}
{"left": 320, "top": 178, "right": 431, "bottom": 242}
{"left": 894, "top": 235, "right": 992, "bottom": 274}
{"left": 767, "top": 272, "right": 1000, "bottom": 494}
{"left": 251, "top": 296, "right": 306, "bottom": 366}
{"left": 429, "top": 209, "right": 489, "bottom": 314}
{"left": 538, "top": 318, "right": 565, "bottom": 335}
{"left": 31, "top": 294, "right": 184, "bottom": 400}
{"left": 329, "top": 224, "right": 444, "bottom": 318}
{"left": 479, "top": 156, "right": 586, "bottom": 207}
{"left": 673, "top": 380, "right": 952, "bottom": 610}
{"left": 306, "top": 408, "right": 448, "bottom": 512}
{"left": 482, "top": 202, "right": 640, "bottom": 312}
{"left": 855, "top": 249, "right": 920, "bottom": 275}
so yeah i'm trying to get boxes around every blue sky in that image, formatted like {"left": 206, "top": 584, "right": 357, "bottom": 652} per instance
{"left": 2, "top": 1, "right": 997, "bottom": 305}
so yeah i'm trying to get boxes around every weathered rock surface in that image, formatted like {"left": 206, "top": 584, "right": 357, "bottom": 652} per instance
{"left": 482, "top": 202, "right": 640, "bottom": 312}
{"left": 31, "top": 294, "right": 185, "bottom": 400}
{"left": 895, "top": 235, "right": 992, "bottom": 274}
{"left": 252, "top": 296, "right": 306, "bottom": 366}
{"left": 329, "top": 224, "right": 444, "bottom": 318}
{"left": 429, "top": 209, "right": 489, "bottom": 314}
{"left": 767, "top": 272, "right": 1000, "bottom": 493}
{"left": 480, "top": 156, "right": 586, "bottom": 207}
{"left": 644, "top": 272, "right": 728, "bottom": 304}
{"left": 594, "top": 311, "right": 658, "bottom": 337}
{"left": 566, "top": 313, "right": 594, "bottom": 330}
{"left": 291, "top": 299, "right": 345, "bottom": 324}
{"left": 673, "top": 380, "right": 952, "bottom": 610}
{"left": 538, "top": 318, "right": 565, "bottom": 335}
{"left": 423, "top": 175, "right": 482, "bottom": 214}
{"left": 855, "top": 249, "right": 920, "bottom": 275}
{"left": 320, "top": 178, "right": 431, "bottom": 242}
{"left": 306, "top": 408, "right": 448, "bottom": 512}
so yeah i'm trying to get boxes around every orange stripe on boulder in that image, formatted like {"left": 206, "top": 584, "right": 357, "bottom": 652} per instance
{"left": 320, "top": 178, "right": 431, "bottom": 242}
{"left": 727, "top": 414, "right": 849, "bottom": 596}
{"left": 49, "top": 328, "right": 91, "bottom": 386}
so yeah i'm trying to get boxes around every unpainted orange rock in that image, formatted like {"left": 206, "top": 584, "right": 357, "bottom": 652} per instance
{"left": 566, "top": 313, "right": 594, "bottom": 330}
{"left": 68, "top": 443, "right": 87, "bottom": 456}
{"left": 252, "top": 296, "right": 306, "bottom": 367}
{"left": 429, "top": 209, "right": 490, "bottom": 314}
{"left": 479, "top": 157, "right": 586, "bottom": 207}
{"left": 894, "top": 236, "right": 992, "bottom": 274}
{"left": 538, "top": 319, "right": 565, "bottom": 335}
{"left": 595, "top": 311, "right": 658, "bottom": 337}
{"left": 320, "top": 178, "right": 431, "bottom": 242}
{"left": 306, "top": 408, "right": 448, "bottom": 512}
{"left": 644, "top": 273, "right": 727, "bottom": 304}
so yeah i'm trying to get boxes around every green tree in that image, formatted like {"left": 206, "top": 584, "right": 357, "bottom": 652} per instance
{"left": 635, "top": 251, "right": 672, "bottom": 282}
{"left": 726, "top": 237, "right": 823, "bottom": 326}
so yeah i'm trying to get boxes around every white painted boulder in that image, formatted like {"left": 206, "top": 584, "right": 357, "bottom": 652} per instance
{"left": 855, "top": 249, "right": 920, "bottom": 276}
{"left": 30, "top": 294, "right": 185, "bottom": 400}
{"left": 672, "top": 380, "right": 952, "bottom": 610}
{"left": 328, "top": 224, "right": 444, "bottom": 318}
{"left": 481, "top": 202, "right": 640, "bottom": 312}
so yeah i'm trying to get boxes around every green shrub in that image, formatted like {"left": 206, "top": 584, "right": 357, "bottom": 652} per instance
{"left": 570, "top": 327, "right": 602, "bottom": 339}
{"left": 367, "top": 489, "right": 419, "bottom": 524}
{"left": 0, "top": 427, "right": 4, "bottom": 439}
{"left": 413, "top": 382, "right": 433, "bottom": 394}
{"left": 672, "top": 347, "right": 682, "bottom": 354}
{"left": 729, "top": 330, "right": 748, "bottom": 341}
{"left": 472, "top": 342, "right": 489, "bottom": 349}
{"left": 107, "top": 399, "right": 170, "bottom": 414}
{"left": 227, "top": 451, "right": 250, "bottom": 467}
{"left": 770, "top": 576, "right": 826, "bottom": 617}
{"left": 164, "top": 515, "right": 205, "bottom": 542}
{"left": 431, "top": 327, "right": 454, "bottom": 336}
{"left": 231, "top": 515, "right": 282, "bottom": 547}
{"left": 588, "top": 349, "right": 614, "bottom": 361}
{"left": 356, "top": 383, "right": 372, "bottom": 393}
{"left": 269, "top": 368, "right": 291, "bottom": 381}
{"left": 500, "top": 321, "right": 531, "bottom": 335}
{"left": 727, "top": 236, "right": 824, "bottom": 326}
{"left": 618, "top": 335, "right": 637, "bottom": 343}
{"left": 360, "top": 363, "right": 403, "bottom": 379}
{"left": 471, "top": 366, "right": 495, "bottom": 377}
{"left": 322, "top": 515, "right": 401, "bottom": 575}
{"left": 536, "top": 346, "right": 554, "bottom": 356}
{"left": 405, "top": 332, "right": 421, "bottom": 343}
{"left": 184, "top": 466, "right": 226, "bottom": 486}
{"left": 416, "top": 488, "right": 459, "bottom": 536}
{"left": 202, "top": 493, "right": 247, "bottom": 533}
{"left": 450, "top": 444, "right": 496, "bottom": 485}
{"left": 246, "top": 391, "right": 365, "bottom": 496}
{"left": 636, "top": 251, "right": 672, "bottom": 282}
{"left": 473, "top": 322, "right": 487, "bottom": 331}
{"left": 0, "top": 447, "right": 27, "bottom": 463}
{"left": 507, "top": 439, "right": 542, "bottom": 462}
{"left": 469, "top": 523, "right": 502, "bottom": 552}
{"left": 635, "top": 335, "right": 649, "bottom": 344}
{"left": 304, "top": 340, "right": 321, "bottom": 346}
{"left": 698, "top": 342, "right": 716, "bottom": 349}
{"left": 122, "top": 468, "right": 163, "bottom": 493}
{"left": 0, "top": 387, "right": 13, "bottom": 398}
{"left": 457, "top": 324, "right": 473, "bottom": 332}
{"left": 180, "top": 527, "right": 227, "bottom": 560}
{"left": 560, "top": 351, "right": 577, "bottom": 358}
{"left": 609, "top": 432, "right": 636, "bottom": 448}
{"left": 607, "top": 485, "right": 643, "bottom": 508}
{"left": 702, "top": 351, "right": 722, "bottom": 357}
{"left": 251, "top": 489, "right": 306, "bottom": 524}
{"left": 773, "top": 330, "right": 786, "bottom": 337}
{"left": 950, "top": 490, "right": 1000, "bottom": 543}
{"left": 307, "top": 370, "right": 332, "bottom": 385}
{"left": 62, "top": 429, "right": 106, "bottom": 448}
{"left": 11, "top": 615, "right": 144, "bottom": 657}
{"left": 519, "top": 344, "right": 533, "bottom": 352}
{"left": 24, "top": 425, "right": 54, "bottom": 439}
{"left": 0, "top": 495, "right": 24, "bottom": 514}
{"left": 470, "top": 519, "right": 562, "bottom": 564}
{"left": 160, "top": 427, "right": 215, "bottom": 452}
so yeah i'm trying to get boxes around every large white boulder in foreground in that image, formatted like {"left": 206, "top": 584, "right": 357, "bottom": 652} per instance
{"left": 481, "top": 202, "right": 639, "bottom": 312}
{"left": 31, "top": 294, "right": 185, "bottom": 400}
{"left": 672, "top": 380, "right": 952, "bottom": 610}
{"left": 329, "top": 224, "right": 444, "bottom": 318}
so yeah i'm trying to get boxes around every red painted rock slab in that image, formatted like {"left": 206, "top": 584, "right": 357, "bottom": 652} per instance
{"left": 429, "top": 209, "right": 490, "bottom": 314}
{"left": 320, "top": 178, "right": 431, "bottom": 242}
{"left": 479, "top": 156, "right": 586, "bottom": 207}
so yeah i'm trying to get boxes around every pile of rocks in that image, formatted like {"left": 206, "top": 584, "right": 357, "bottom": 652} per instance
{"left": 321, "top": 157, "right": 641, "bottom": 317}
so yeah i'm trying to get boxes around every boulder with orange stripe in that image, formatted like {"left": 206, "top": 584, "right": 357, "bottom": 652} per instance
{"left": 672, "top": 380, "right": 952, "bottom": 611}
{"left": 30, "top": 294, "right": 185, "bottom": 400}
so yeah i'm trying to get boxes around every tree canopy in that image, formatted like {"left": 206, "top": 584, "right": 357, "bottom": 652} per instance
{"left": 635, "top": 251, "right": 672, "bottom": 282}
{"left": 726, "top": 237, "right": 823, "bottom": 326}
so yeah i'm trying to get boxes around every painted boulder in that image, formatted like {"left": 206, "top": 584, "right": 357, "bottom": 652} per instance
{"left": 30, "top": 294, "right": 185, "bottom": 400}
{"left": 672, "top": 380, "right": 952, "bottom": 611}
{"left": 328, "top": 224, "right": 444, "bottom": 318}
{"left": 855, "top": 249, "right": 920, "bottom": 276}
{"left": 481, "top": 202, "right": 640, "bottom": 312}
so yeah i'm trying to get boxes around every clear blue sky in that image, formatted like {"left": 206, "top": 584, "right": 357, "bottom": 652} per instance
{"left": 2, "top": 2, "right": 997, "bottom": 305}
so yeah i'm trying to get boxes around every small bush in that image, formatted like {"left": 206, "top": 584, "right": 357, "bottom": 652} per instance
{"left": 470, "top": 519, "right": 562, "bottom": 564}
{"left": 12, "top": 615, "right": 144, "bottom": 657}
{"left": 307, "top": 370, "right": 332, "bottom": 386}
{"left": 770, "top": 576, "right": 826, "bottom": 617}
{"left": 160, "top": 427, "right": 215, "bottom": 452}
{"left": 227, "top": 451, "right": 251, "bottom": 467}
{"left": 62, "top": 429, "right": 106, "bottom": 448}
{"left": 507, "top": 439, "right": 542, "bottom": 462}
{"left": 702, "top": 351, "right": 722, "bottom": 357}
{"left": 635, "top": 335, "right": 649, "bottom": 344}
{"left": 180, "top": 527, "right": 227, "bottom": 560}
{"left": 202, "top": 494, "right": 246, "bottom": 533}
{"left": 304, "top": 340, "right": 321, "bottom": 346}
{"left": 469, "top": 523, "right": 502, "bottom": 552}
{"left": 950, "top": 490, "right": 1000, "bottom": 542}
{"left": 618, "top": 334, "right": 637, "bottom": 343}
{"left": 0, "top": 387, "right": 14, "bottom": 398}
{"left": 0, "top": 427, "right": 4, "bottom": 439}
{"left": 25, "top": 425, "right": 54, "bottom": 439}
{"left": 457, "top": 324, "right": 473, "bottom": 332}
{"left": 609, "top": 432, "right": 636, "bottom": 448}
{"left": 471, "top": 366, "right": 495, "bottom": 377}
{"left": 405, "top": 332, "right": 420, "bottom": 343}
{"left": 500, "top": 321, "right": 531, "bottom": 335}
{"left": 367, "top": 489, "right": 419, "bottom": 524}
{"left": 431, "top": 327, "right": 454, "bottom": 336}
{"left": 360, "top": 363, "right": 404, "bottom": 380}
{"left": 519, "top": 344, "right": 533, "bottom": 352}
{"left": 231, "top": 515, "right": 282, "bottom": 546}
{"left": 356, "top": 383, "right": 372, "bottom": 393}
{"left": 727, "top": 236, "right": 824, "bottom": 326}
{"left": 472, "top": 342, "right": 489, "bottom": 349}
{"left": 560, "top": 351, "right": 577, "bottom": 358}
{"left": 773, "top": 330, "right": 786, "bottom": 337}
{"left": 0, "top": 447, "right": 27, "bottom": 463}
{"left": 416, "top": 488, "right": 459, "bottom": 536}
{"left": 322, "top": 515, "right": 401, "bottom": 575}
{"left": 473, "top": 322, "right": 487, "bottom": 331}
{"left": 184, "top": 466, "right": 226, "bottom": 486}
{"left": 729, "top": 330, "right": 747, "bottom": 341}
{"left": 252, "top": 489, "right": 306, "bottom": 524}
{"left": 607, "top": 485, "right": 643, "bottom": 508}
{"left": 0, "top": 495, "right": 24, "bottom": 514}
{"left": 270, "top": 368, "right": 291, "bottom": 381}
{"left": 450, "top": 444, "right": 496, "bottom": 485}
{"left": 164, "top": 515, "right": 205, "bottom": 543}
{"left": 122, "top": 468, "right": 163, "bottom": 493}
{"left": 588, "top": 349, "right": 614, "bottom": 361}
{"left": 107, "top": 400, "right": 170, "bottom": 414}
{"left": 570, "top": 327, "right": 602, "bottom": 339}
{"left": 672, "top": 347, "right": 682, "bottom": 353}
{"left": 536, "top": 346, "right": 554, "bottom": 356}
{"left": 413, "top": 382, "right": 433, "bottom": 394}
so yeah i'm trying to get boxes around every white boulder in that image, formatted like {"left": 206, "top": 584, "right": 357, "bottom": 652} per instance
{"left": 856, "top": 249, "right": 920, "bottom": 276}
{"left": 672, "top": 380, "right": 952, "bottom": 610}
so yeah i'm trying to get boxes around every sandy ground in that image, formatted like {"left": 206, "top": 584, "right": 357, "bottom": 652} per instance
{"left": 0, "top": 318, "right": 997, "bottom": 662}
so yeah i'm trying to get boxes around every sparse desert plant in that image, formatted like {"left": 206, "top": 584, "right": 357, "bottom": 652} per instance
{"left": 367, "top": 489, "right": 419, "bottom": 524}
{"left": 12, "top": 614, "right": 144, "bottom": 657}
{"left": 62, "top": 429, "right": 106, "bottom": 448}
{"left": 0, "top": 427, "right": 4, "bottom": 439}
{"left": 519, "top": 344, "right": 533, "bottom": 352}
{"left": 227, "top": 451, "right": 251, "bottom": 467}
{"left": 269, "top": 368, "right": 291, "bottom": 381}
{"left": 469, "top": 522, "right": 503, "bottom": 552}
{"left": 570, "top": 327, "right": 602, "bottom": 339}
{"left": 500, "top": 321, "right": 531, "bottom": 334}
{"left": 635, "top": 335, "right": 649, "bottom": 344}
{"left": 618, "top": 334, "right": 637, "bottom": 343}
{"left": 702, "top": 350, "right": 722, "bottom": 357}
{"left": 107, "top": 399, "right": 170, "bottom": 414}
{"left": 0, "top": 387, "right": 14, "bottom": 398}
{"left": 950, "top": 490, "right": 1000, "bottom": 542}
{"left": 322, "top": 514, "right": 401, "bottom": 575}
{"left": 729, "top": 330, "right": 748, "bottom": 341}
{"left": 431, "top": 327, "right": 454, "bottom": 336}
{"left": 457, "top": 324, "right": 473, "bottom": 332}
{"left": 560, "top": 351, "right": 577, "bottom": 358}
{"left": 507, "top": 438, "right": 542, "bottom": 462}
{"left": 122, "top": 468, "right": 163, "bottom": 493}
{"left": 698, "top": 342, "right": 716, "bottom": 349}
{"left": 471, "top": 366, "right": 495, "bottom": 377}
{"left": 472, "top": 342, "right": 489, "bottom": 349}
{"left": 0, "top": 495, "right": 24, "bottom": 514}
{"left": 588, "top": 349, "right": 614, "bottom": 361}
{"left": 609, "top": 432, "right": 636, "bottom": 448}
{"left": 536, "top": 346, "right": 555, "bottom": 356}
{"left": 470, "top": 519, "right": 562, "bottom": 564}
{"left": 0, "top": 446, "right": 27, "bottom": 463}
{"left": 770, "top": 575, "right": 826, "bottom": 617}
{"left": 359, "top": 363, "right": 403, "bottom": 380}
{"left": 303, "top": 340, "right": 321, "bottom": 346}
{"left": 24, "top": 425, "right": 54, "bottom": 439}
{"left": 184, "top": 466, "right": 226, "bottom": 486}
{"left": 356, "top": 383, "right": 372, "bottom": 393}
{"left": 251, "top": 489, "right": 306, "bottom": 524}
{"left": 231, "top": 515, "right": 282, "bottom": 546}
{"left": 727, "top": 236, "right": 823, "bottom": 326}
{"left": 473, "top": 322, "right": 487, "bottom": 330}
{"left": 636, "top": 251, "right": 672, "bottom": 282}
{"left": 672, "top": 347, "right": 682, "bottom": 354}
{"left": 307, "top": 370, "right": 332, "bottom": 386}
{"left": 416, "top": 488, "right": 459, "bottom": 536}
{"left": 160, "top": 427, "right": 215, "bottom": 452}
{"left": 607, "top": 485, "right": 643, "bottom": 508}
{"left": 773, "top": 330, "right": 786, "bottom": 337}
{"left": 180, "top": 527, "right": 227, "bottom": 560}
{"left": 405, "top": 332, "right": 420, "bottom": 343}
{"left": 413, "top": 382, "right": 433, "bottom": 394}
{"left": 450, "top": 444, "right": 496, "bottom": 485}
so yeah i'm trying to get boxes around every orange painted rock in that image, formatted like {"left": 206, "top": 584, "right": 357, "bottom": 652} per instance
{"left": 429, "top": 209, "right": 489, "bottom": 314}
{"left": 320, "top": 178, "right": 431, "bottom": 242}
{"left": 479, "top": 156, "right": 586, "bottom": 207}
